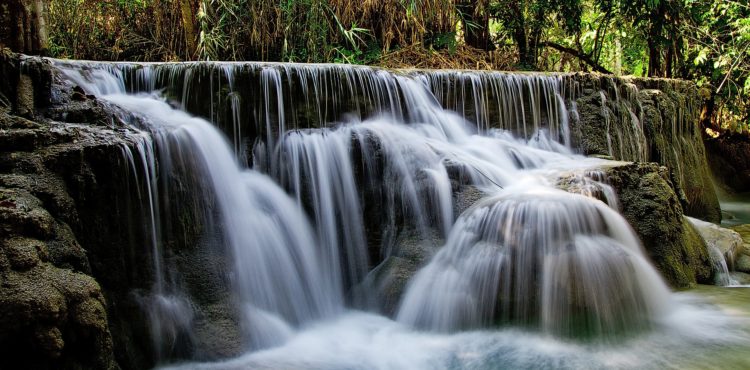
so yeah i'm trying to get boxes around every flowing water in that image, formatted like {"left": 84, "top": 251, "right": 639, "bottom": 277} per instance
{"left": 50, "top": 59, "right": 750, "bottom": 369}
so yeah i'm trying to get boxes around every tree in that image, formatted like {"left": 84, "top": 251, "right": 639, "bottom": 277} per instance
{"left": 0, "top": 0, "right": 49, "bottom": 55}
{"left": 610, "top": 0, "right": 684, "bottom": 77}
{"left": 458, "top": 0, "right": 495, "bottom": 51}
{"left": 683, "top": 0, "right": 750, "bottom": 133}
{"left": 490, "top": 0, "right": 582, "bottom": 69}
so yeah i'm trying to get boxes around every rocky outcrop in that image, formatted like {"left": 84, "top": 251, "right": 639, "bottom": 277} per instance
{"left": 601, "top": 162, "right": 713, "bottom": 288}
{"left": 1, "top": 51, "right": 250, "bottom": 369}
{"left": 71, "top": 61, "right": 718, "bottom": 224}
{"left": 1, "top": 51, "right": 122, "bottom": 369}
{"left": 731, "top": 224, "right": 750, "bottom": 275}
{"left": 572, "top": 75, "right": 720, "bottom": 223}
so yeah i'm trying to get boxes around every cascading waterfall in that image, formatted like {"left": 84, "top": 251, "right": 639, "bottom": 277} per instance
{"left": 397, "top": 187, "right": 669, "bottom": 338}
{"left": 57, "top": 64, "right": 342, "bottom": 353}
{"left": 49, "top": 59, "right": 749, "bottom": 369}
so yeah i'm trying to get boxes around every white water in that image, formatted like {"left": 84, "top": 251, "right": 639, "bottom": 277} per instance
{"left": 51, "top": 60, "right": 750, "bottom": 369}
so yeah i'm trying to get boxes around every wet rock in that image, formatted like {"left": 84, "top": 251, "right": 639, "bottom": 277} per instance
{"left": 687, "top": 217, "right": 745, "bottom": 269}
{"left": 0, "top": 265, "right": 117, "bottom": 369}
{"left": 730, "top": 271, "right": 750, "bottom": 285}
{"left": 453, "top": 184, "right": 485, "bottom": 216}
{"left": 357, "top": 228, "right": 442, "bottom": 316}
{"left": 730, "top": 223, "right": 750, "bottom": 244}
{"left": 0, "top": 51, "right": 121, "bottom": 369}
{"left": 736, "top": 255, "right": 750, "bottom": 274}
{"left": 3, "top": 237, "right": 47, "bottom": 270}
{"left": 0, "top": 187, "right": 56, "bottom": 238}
{"left": 602, "top": 162, "right": 714, "bottom": 288}
{"left": 571, "top": 75, "right": 720, "bottom": 223}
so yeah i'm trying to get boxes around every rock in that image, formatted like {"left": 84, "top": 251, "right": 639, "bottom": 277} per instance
{"left": 602, "top": 162, "right": 714, "bottom": 287}
{"left": 453, "top": 184, "right": 485, "bottom": 216}
{"left": 687, "top": 217, "right": 745, "bottom": 268}
{"left": 730, "top": 224, "right": 750, "bottom": 245}
{"left": 356, "top": 227, "right": 442, "bottom": 316}
{"left": 736, "top": 254, "right": 750, "bottom": 274}
{"left": 570, "top": 74, "right": 721, "bottom": 223}
{"left": 730, "top": 271, "right": 750, "bottom": 285}
{"left": 0, "top": 187, "right": 56, "bottom": 238}
{"left": 0, "top": 265, "right": 116, "bottom": 370}
{"left": 3, "top": 237, "right": 47, "bottom": 270}
{"left": 0, "top": 52, "right": 119, "bottom": 369}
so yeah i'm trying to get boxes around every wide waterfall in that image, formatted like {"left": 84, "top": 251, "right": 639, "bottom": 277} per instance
{"left": 50, "top": 60, "right": 749, "bottom": 369}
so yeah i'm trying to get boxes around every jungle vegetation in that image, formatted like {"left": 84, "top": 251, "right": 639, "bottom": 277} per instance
{"left": 4, "top": 0, "right": 749, "bottom": 134}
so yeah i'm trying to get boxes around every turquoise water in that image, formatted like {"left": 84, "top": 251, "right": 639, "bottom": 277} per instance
{"left": 720, "top": 192, "right": 750, "bottom": 227}
{"left": 161, "top": 286, "right": 750, "bottom": 370}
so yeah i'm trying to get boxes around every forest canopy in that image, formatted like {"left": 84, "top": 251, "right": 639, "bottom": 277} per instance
{"left": 11, "top": 0, "right": 750, "bottom": 133}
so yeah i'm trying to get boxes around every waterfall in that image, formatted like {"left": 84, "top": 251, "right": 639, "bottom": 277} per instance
{"left": 56, "top": 64, "right": 342, "bottom": 355}
{"left": 396, "top": 188, "right": 669, "bottom": 338}
{"left": 48, "top": 59, "right": 724, "bottom": 368}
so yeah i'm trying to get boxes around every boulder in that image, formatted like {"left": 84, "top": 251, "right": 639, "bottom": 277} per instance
{"left": 687, "top": 217, "right": 745, "bottom": 269}
{"left": 601, "top": 162, "right": 714, "bottom": 287}
{"left": 356, "top": 228, "right": 442, "bottom": 316}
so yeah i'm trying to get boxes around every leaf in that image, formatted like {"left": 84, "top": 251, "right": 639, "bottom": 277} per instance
{"left": 694, "top": 48, "right": 709, "bottom": 66}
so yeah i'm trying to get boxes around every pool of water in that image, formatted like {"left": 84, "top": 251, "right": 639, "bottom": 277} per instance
{"left": 161, "top": 286, "right": 750, "bottom": 370}
{"left": 720, "top": 192, "right": 750, "bottom": 227}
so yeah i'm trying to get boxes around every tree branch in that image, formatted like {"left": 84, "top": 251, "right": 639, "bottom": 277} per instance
{"left": 541, "top": 41, "right": 612, "bottom": 74}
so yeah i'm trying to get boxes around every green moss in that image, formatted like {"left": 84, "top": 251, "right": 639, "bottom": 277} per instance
{"left": 605, "top": 163, "right": 714, "bottom": 288}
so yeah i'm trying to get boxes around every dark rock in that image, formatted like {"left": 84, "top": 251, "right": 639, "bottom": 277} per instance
{"left": 3, "top": 237, "right": 47, "bottom": 270}
{"left": 602, "top": 162, "right": 714, "bottom": 287}
{"left": 357, "top": 227, "right": 442, "bottom": 316}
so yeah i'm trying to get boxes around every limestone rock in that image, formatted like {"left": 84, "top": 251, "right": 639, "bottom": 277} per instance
{"left": 602, "top": 162, "right": 714, "bottom": 287}
{"left": 687, "top": 217, "right": 745, "bottom": 268}
{"left": 570, "top": 74, "right": 720, "bottom": 223}
{"left": 357, "top": 228, "right": 442, "bottom": 316}
{"left": 736, "top": 254, "right": 750, "bottom": 274}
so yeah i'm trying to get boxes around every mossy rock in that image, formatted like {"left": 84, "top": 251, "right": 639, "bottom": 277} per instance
{"left": 603, "top": 162, "right": 714, "bottom": 288}
{"left": 355, "top": 227, "right": 442, "bottom": 316}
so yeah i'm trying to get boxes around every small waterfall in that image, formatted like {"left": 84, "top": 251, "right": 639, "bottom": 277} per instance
{"left": 708, "top": 245, "right": 739, "bottom": 287}
{"left": 397, "top": 188, "right": 670, "bottom": 338}
{"left": 57, "top": 64, "right": 342, "bottom": 354}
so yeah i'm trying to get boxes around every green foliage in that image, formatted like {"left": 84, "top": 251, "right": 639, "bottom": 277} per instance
{"left": 44, "top": 0, "right": 750, "bottom": 134}
{"left": 489, "top": 0, "right": 583, "bottom": 68}
{"left": 682, "top": 0, "right": 750, "bottom": 133}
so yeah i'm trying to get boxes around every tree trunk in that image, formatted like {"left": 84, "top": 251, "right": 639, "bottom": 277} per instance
{"left": 179, "top": 0, "right": 197, "bottom": 59}
{"left": 458, "top": 0, "right": 495, "bottom": 51}
{"left": 0, "top": 0, "right": 48, "bottom": 55}
{"left": 647, "top": 38, "right": 663, "bottom": 77}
